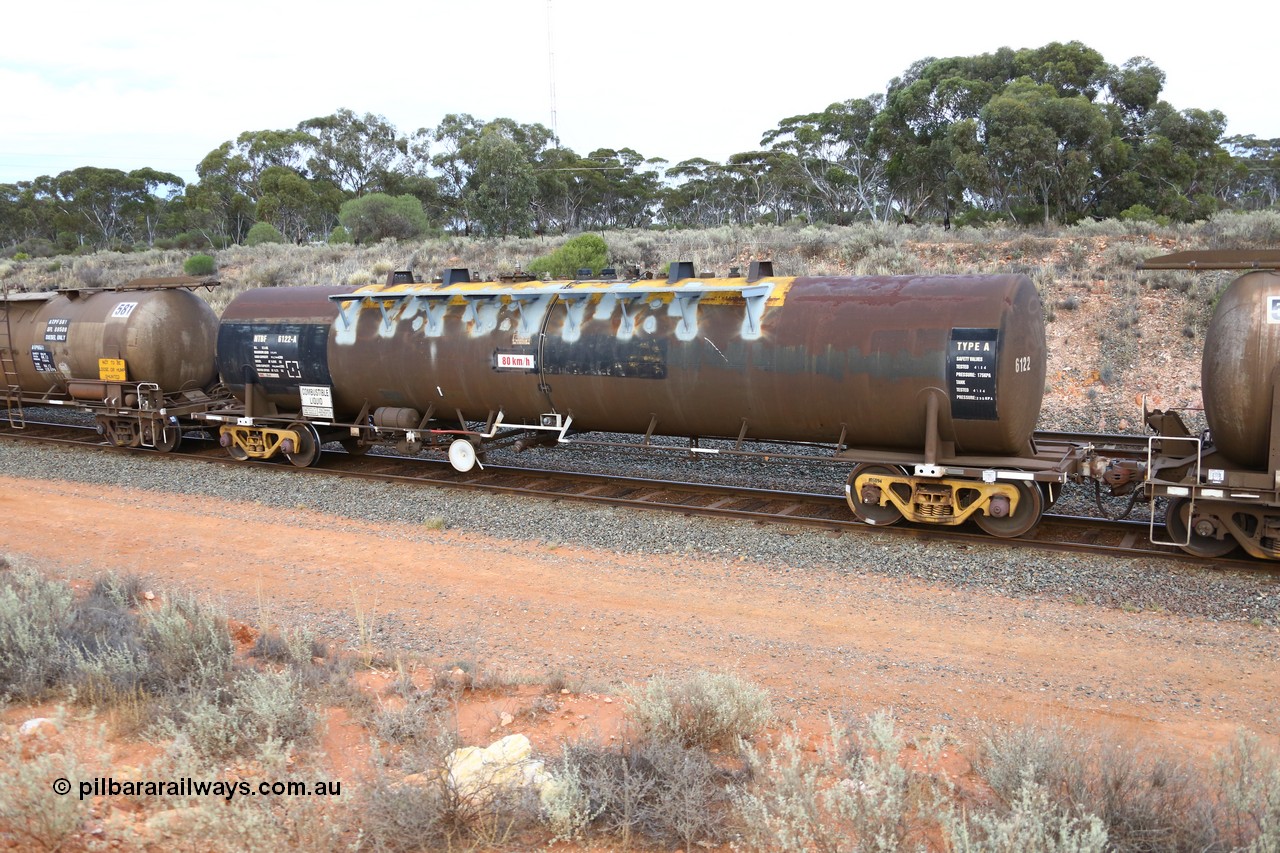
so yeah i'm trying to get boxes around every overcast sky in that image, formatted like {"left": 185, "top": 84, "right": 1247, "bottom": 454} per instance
{"left": 3, "top": 0, "right": 1275, "bottom": 187}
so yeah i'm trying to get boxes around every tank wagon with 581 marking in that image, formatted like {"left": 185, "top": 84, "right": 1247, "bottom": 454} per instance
{"left": 0, "top": 277, "right": 223, "bottom": 450}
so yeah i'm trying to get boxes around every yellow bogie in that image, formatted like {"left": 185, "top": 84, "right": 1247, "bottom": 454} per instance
{"left": 219, "top": 425, "right": 302, "bottom": 461}
{"left": 848, "top": 470, "right": 1043, "bottom": 538}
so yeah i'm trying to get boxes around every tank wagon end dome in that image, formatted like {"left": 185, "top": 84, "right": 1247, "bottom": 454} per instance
{"left": 1202, "top": 269, "right": 1280, "bottom": 469}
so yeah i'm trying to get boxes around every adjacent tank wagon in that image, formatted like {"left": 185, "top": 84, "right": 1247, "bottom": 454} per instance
{"left": 0, "top": 277, "right": 222, "bottom": 449}
{"left": 1141, "top": 250, "right": 1280, "bottom": 559}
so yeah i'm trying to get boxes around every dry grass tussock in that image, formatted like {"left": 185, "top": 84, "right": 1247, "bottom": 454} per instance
{"left": 1, "top": 212, "right": 1273, "bottom": 296}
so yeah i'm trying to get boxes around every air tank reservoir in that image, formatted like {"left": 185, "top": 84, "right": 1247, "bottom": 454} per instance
{"left": 4, "top": 283, "right": 219, "bottom": 397}
{"left": 1201, "top": 269, "right": 1280, "bottom": 469}
{"left": 216, "top": 271, "right": 1046, "bottom": 457}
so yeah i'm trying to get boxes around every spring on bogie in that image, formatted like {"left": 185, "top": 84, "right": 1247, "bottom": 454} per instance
{"left": 913, "top": 485, "right": 954, "bottom": 518}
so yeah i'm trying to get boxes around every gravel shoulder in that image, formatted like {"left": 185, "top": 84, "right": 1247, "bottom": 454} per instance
{"left": 1, "top": 441, "right": 1278, "bottom": 759}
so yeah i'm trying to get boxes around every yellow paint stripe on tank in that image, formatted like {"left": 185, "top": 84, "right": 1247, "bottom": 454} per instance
{"left": 341, "top": 276, "right": 797, "bottom": 310}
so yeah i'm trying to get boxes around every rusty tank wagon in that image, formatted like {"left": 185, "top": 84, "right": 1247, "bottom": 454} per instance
{"left": 205, "top": 262, "right": 1109, "bottom": 539}
{"left": 0, "top": 277, "right": 223, "bottom": 449}
{"left": 1140, "top": 250, "right": 1280, "bottom": 559}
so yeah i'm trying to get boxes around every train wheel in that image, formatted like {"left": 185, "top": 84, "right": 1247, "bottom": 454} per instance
{"left": 284, "top": 422, "right": 322, "bottom": 468}
{"left": 151, "top": 424, "right": 182, "bottom": 453}
{"left": 96, "top": 416, "right": 132, "bottom": 447}
{"left": 448, "top": 438, "right": 479, "bottom": 473}
{"left": 846, "top": 463, "right": 907, "bottom": 526}
{"left": 1165, "top": 497, "right": 1238, "bottom": 558}
{"left": 975, "top": 481, "right": 1043, "bottom": 538}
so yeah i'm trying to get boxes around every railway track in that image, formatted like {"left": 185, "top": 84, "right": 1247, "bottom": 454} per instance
{"left": 0, "top": 417, "right": 1267, "bottom": 572}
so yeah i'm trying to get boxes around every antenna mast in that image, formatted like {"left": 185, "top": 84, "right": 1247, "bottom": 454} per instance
{"left": 546, "top": 0, "right": 559, "bottom": 142}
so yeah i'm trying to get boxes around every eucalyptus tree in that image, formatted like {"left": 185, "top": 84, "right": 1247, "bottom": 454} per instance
{"left": 576, "top": 148, "right": 662, "bottom": 229}
{"left": 724, "top": 149, "right": 808, "bottom": 225}
{"left": 0, "top": 183, "right": 43, "bottom": 248}
{"left": 192, "top": 129, "right": 309, "bottom": 242}
{"left": 1091, "top": 57, "right": 1231, "bottom": 220}
{"left": 467, "top": 131, "right": 538, "bottom": 237}
{"left": 661, "top": 158, "right": 733, "bottom": 227}
{"left": 36, "top": 166, "right": 184, "bottom": 248}
{"left": 876, "top": 54, "right": 1001, "bottom": 221}
{"left": 430, "top": 112, "right": 486, "bottom": 233}
{"left": 297, "top": 108, "right": 408, "bottom": 197}
{"left": 762, "top": 96, "right": 889, "bottom": 222}
{"left": 255, "top": 166, "right": 324, "bottom": 243}
{"left": 198, "top": 129, "right": 310, "bottom": 200}
{"left": 531, "top": 146, "right": 596, "bottom": 233}
{"left": 1224, "top": 135, "right": 1280, "bottom": 209}
{"left": 953, "top": 79, "right": 1112, "bottom": 224}
{"left": 429, "top": 114, "right": 554, "bottom": 234}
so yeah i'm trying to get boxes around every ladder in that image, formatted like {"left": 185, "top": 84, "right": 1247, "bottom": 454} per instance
{"left": 0, "top": 285, "right": 24, "bottom": 429}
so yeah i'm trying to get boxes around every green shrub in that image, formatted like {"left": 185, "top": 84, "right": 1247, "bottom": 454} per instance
{"left": 361, "top": 728, "right": 539, "bottom": 850}
{"left": 526, "top": 234, "right": 609, "bottom": 279}
{"left": 183, "top": 253, "right": 216, "bottom": 276}
{"left": 169, "top": 231, "right": 204, "bottom": 250}
{"left": 0, "top": 568, "right": 242, "bottom": 708}
{"left": 338, "top": 193, "right": 429, "bottom": 243}
{"left": 624, "top": 670, "right": 771, "bottom": 752}
{"left": 12, "top": 238, "right": 56, "bottom": 259}
{"left": 838, "top": 222, "right": 903, "bottom": 264}
{"left": 328, "top": 225, "right": 353, "bottom": 244}
{"left": 1119, "top": 204, "right": 1162, "bottom": 224}
{"left": 157, "top": 669, "right": 315, "bottom": 761}
{"left": 1200, "top": 210, "right": 1280, "bottom": 249}
{"left": 149, "top": 737, "right": 353, "bottom": 851}
{"left": 140, "top": 593, "right": 235, "bottom": 695}
{"left": 249, "top": 626, "right": 324, "bottom": 667}
{"left": 0, "top": 566, "right": 76, "bottom": 700}
{"left": 247, "top": 262, "right": 294, "bottom": 287}
{"left": 372, "top": 694, "right": 450, "bottom": 745}
{"left": 1216, "top": 731, "right": 1280, "bottom": 849}
{"left": 947, "top": 774, "right": 1108, "bottom": 852}
{"left": 734, "top": 713, "right": 913, "bottom": 852}
{"left": 549, "top": 738, "right": 731, "bottom": 848}
{"left": 0, "top": 714, "right": 93, "bottom": 851}
{"left": 976, "top": 722, "right": 1223, "bottom": 852}
{"left": 245, "top": 221, "right": 285, "bottom": 246}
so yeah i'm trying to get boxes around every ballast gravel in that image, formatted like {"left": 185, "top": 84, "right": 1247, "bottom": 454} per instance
{"left": 0, "top": 437, "right": 1276, "bottom": 629}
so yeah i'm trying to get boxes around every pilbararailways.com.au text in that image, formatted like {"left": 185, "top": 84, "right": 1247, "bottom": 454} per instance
{"left": 54, "top": 776, "right": 343, "bottom": 802}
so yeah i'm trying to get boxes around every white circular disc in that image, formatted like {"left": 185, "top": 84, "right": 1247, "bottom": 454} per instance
{"left": 448, "top": 438, "right": 477, "bottom": 472}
